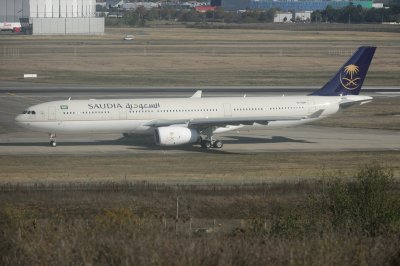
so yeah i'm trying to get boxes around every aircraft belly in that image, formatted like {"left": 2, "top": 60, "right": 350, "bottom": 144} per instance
{"left": 21, "top": 120, "right": 146, "bottom": 133}
{"left": 267, "top": 119, "right": 319, "bottom": 128}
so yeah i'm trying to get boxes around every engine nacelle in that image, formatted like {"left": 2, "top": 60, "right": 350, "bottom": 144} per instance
{"left": 154, "top": 127, "right": 200, "bottom": 146}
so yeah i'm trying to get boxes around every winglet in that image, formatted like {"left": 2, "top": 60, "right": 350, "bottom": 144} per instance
{"left": 190, "top": 90, "right": 202, "bottom": 98}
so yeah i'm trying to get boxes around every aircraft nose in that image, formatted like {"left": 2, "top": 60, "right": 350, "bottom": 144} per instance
{"left": 15, "top": 114, "right": 24, "bottom": 123}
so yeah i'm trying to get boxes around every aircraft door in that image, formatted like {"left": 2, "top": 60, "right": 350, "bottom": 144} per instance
{"left": 223, "top": 103, "right": 232, "bottom": 117}
{"left": 38, "top": 110, "right": 46, "bottom": 120}
{"left": 48, "top": 106, "right": 56, "bottom": 120}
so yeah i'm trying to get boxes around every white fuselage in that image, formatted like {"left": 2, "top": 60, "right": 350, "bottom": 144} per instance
{"left": 15, "top": 95, "right": 365, "bottom": 135}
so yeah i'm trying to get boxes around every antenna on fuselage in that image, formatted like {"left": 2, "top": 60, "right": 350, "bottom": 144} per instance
{"left": 68, "top": 97, "right": 71, "bottom": 101}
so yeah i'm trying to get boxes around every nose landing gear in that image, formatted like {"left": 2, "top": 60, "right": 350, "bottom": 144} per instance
{"left": 49, "top": 133, "right": 57, "bottom": 147}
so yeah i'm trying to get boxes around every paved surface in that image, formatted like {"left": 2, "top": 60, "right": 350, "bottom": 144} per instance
{"left": 1, "top": 81, "right": 399, "bottom": 95}
{"left": 0, "top": 86, "right": 399, "bottom": 155}
{"left": 1, "top": 126, "right": 399, "bottom": 155}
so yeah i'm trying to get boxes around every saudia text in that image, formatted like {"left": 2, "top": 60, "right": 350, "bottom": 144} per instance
{"left": 88, "top": 103, "right": 160, "bottom": 110}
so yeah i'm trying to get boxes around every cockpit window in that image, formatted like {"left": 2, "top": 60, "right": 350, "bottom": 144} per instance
{"left": 23, "top": 110, "right": 36, "bottom": 115}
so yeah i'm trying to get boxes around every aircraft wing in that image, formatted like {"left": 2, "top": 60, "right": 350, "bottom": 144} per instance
{"left": 144, "top": 116, "right": 299, "bottom": 128}
{"left": 144, "top": 110, "right": 324, "bottom": 128}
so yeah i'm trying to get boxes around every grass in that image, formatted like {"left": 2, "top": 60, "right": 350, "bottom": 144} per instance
{"left": 0, "top": 27, "right": 399, "bottom": 86}
{"left": 0, "top": 164, "right": 399, "bottom": 265}
{"left": 0, "top": 151, "right": 399, "bottom": 184}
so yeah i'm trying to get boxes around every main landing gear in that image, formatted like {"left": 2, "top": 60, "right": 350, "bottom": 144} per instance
{"left": 49, "top": 133, "right": 57, "bottom": 147}
{"left": 200, "top": 128, "right": 223, "bottom": 149}
{"left": 200, "top": 134, "right": 223, "bottom": 150}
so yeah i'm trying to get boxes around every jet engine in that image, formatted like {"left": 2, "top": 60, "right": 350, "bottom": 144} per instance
{"left": 154, "top": 127, "right": 200, "bottom": 146}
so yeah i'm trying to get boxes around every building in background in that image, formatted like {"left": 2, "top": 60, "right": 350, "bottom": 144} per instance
{"left": 195, "top": 6, "right": 217, "bottom": 12}
{"left": 121, "top": 2, "right": 160, "bottom": 10}
{"left": 210, "top": 0, "right": 222, "bottom": 6}
{"left": 295, "top": 11, "right": 312, "bottom": 22}
{"left": 372, "top": 2, "right": 384, "bottom": 8}
{"left": 274, "top": 12, "right": 293, "bottom": 22}
{"left": 106, "top": 0, "right": 123, "bottom": 8}
{"left": 0, "top": 0, "right": 104, "bottom": 35}
{"left": 220, "top": 0, "right": 251, "bottom": 11}
{"left": 220, "top": 0, "right": 373, "bottom": 12}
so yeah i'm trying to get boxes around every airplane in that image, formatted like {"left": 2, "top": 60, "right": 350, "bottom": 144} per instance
{"left": 15, "top": 46, "right": 376, "bottom": 149}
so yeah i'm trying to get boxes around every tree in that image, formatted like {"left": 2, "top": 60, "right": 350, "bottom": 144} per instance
{"left": 123, "top": 11, "right": 140, "bottom": 26}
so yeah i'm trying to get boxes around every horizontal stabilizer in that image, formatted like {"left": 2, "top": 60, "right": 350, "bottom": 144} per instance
{"left": 339, "top": 97, "right": 373, "bottom": 109}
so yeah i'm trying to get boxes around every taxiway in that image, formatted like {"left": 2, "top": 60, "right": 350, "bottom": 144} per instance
{"left": 1, "top": 84, "right": 399, "bottom": 155}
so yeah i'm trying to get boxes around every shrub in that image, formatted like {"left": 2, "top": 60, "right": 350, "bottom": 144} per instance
{"left": 95, "top": 208, "right": 145, "bottom": 230}
{"left": 0, "top": 205, "right": 26, "bottom": 264}
{"left": 351, "top": 164, "right": 399, "bottom": 235}
{"left": 317, "top": 163, "right": 399, "bottom": 236}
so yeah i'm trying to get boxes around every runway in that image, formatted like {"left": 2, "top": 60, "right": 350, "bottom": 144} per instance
{"left": 1, "top": 84, "right": 399, "bottom": 155}
{"left": 1, "top": 81, "right": 400, "bottom": 95}
{"left": 1, "top": 126, "right": 399, "bottom": 155}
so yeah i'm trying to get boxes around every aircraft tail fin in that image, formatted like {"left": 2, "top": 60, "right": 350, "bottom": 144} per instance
{"left": 310, "top": 46, "right": 376, "bottom": 96}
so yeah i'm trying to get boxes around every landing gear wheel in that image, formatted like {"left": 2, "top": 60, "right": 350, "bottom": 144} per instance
{"left": 213, "top": 140, "right": 223, "bottom": 149}
{"left": 201, "top": 140, "right": 212, "bottom": 149}
{"left": 49, "top": 133, "right": 57, "bottom": 147}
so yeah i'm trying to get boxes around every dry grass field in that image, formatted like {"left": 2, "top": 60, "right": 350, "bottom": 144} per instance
{"left": 0, "top": 151, "right": 399, "bottom": 184}
{"left": 0, "top": 27, "right": 399, "bottom": 86}
{"left": 1, "top": 164, "right": 399, "bottom": 265}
